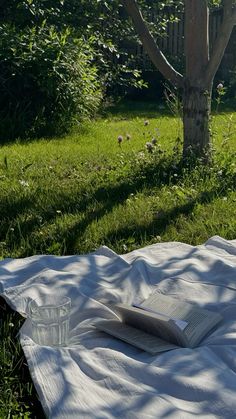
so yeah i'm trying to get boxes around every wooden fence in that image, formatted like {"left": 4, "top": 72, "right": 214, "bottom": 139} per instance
{"left": 128, "top": 8, "right": 236, "bottom": 80}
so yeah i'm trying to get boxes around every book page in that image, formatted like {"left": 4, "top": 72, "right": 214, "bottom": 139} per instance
{"left": 141, "top": 292, "right": 223, "bottom": 347}
{"left": 95, "top": 319, "right": 178, "bottom": 355}
{"left": 133, "top": 303, "right": 188, "bottom": 331}
{"left": 113, "top": 303, "right": 185, "bottom": 346}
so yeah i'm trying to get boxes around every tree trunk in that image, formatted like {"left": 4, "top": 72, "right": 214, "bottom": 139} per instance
{"left": 183, "top": 83, "right": 212, "bottom": 162}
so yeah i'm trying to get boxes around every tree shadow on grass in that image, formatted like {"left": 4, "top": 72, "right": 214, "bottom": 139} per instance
{"left": 103, "top": 98, "right": 236, "bottom": 120}
{"left": 102, "top": 100, "right": 171, "bottom": 120}
{"left": 61, "top": 185, "right": 228, "bottom": 254}
{"left": 0, "top": 195, "right": 35, "bottom": 220}
{"left": 1, "top": 156, "right": 235, "bottom": 256}
{"left": 52, "top": 168, "right": 236, "bottom": 254}
{"left": 0, "top": 156, "right": 178, "bottom": 253}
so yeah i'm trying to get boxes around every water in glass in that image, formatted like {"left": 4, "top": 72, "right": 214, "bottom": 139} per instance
{"left": 29, "top": 296, "right": 71, "bottom": 346}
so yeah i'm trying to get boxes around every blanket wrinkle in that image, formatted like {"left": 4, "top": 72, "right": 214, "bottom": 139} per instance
{"left": 1, "top": 235, "right": 236, "bottom": 418}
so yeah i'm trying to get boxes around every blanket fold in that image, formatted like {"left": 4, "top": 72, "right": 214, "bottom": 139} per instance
{"left": 1, "top": 235, "right": 236, "bottom": 418}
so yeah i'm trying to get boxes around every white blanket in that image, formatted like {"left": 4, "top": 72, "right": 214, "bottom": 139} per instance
{"left": 1, "top": 235, "right": 236, "bottom": 418}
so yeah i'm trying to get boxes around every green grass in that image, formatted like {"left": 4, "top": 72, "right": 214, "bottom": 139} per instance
{"left": 0, "top": 298, "right": 42, "bottom": 418}
{"left": 0, "top": 101, "right": 236, "bottom": 417}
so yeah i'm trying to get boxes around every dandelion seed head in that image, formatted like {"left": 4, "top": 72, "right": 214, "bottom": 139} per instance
{"left": 117, "top": 135, "right": 123, "bottom": 145}
{"left": 145, "top": 142, "right": 154, "bottom": 153}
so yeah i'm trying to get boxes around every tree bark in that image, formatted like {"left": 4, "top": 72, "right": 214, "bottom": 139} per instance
{"left": 183, "top": 83, "right": 212, "bottom": 161}
{"left": 184, "top": 0, "right": 209, "bottom": 82}
{"left": 183, "top": 1, "right": 211, "bottom": 162}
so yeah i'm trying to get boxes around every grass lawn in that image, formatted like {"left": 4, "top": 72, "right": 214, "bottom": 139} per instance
{"left": 0, "top": 100, "right": 236, "bottom": 417}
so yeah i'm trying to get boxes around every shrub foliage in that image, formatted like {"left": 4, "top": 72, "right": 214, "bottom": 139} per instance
{"left": 0, "top": 23, "right": 102, "bottom": 140}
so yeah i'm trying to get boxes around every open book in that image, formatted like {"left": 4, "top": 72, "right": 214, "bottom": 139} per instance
{"left": 95, "top": 292, "right": 223, "bottom": 355}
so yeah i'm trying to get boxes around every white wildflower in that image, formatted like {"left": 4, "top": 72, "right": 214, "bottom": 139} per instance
{"left": 19, "top": 180, "right": 29, "bottom": 187}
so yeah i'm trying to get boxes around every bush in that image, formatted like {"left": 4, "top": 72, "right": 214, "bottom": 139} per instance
{"left": 0, "top": 23, "right": 102, "bottom": 141}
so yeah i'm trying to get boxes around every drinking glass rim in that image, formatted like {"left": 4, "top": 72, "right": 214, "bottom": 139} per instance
{"left": 28, "top": 296, "right": 71, "bottom": 313}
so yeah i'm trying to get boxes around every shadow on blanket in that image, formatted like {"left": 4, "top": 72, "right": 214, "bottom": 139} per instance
{"left": 1, "top": 237, "right": 236, "bottom": 418}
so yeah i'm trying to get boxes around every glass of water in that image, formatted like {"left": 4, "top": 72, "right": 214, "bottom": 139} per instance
{"left": 28, "top": 296, "right": 71, "bottom": 347}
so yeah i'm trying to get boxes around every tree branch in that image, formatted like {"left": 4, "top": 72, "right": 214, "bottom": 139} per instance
{"left": 205, "top": 1, "right": 235, "bottom": 86}
{"left": 233, "top": 6, "right": 236, "bottom": 22}
{"left": 122, "top": 0, "right": 184, "bottom": 88}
